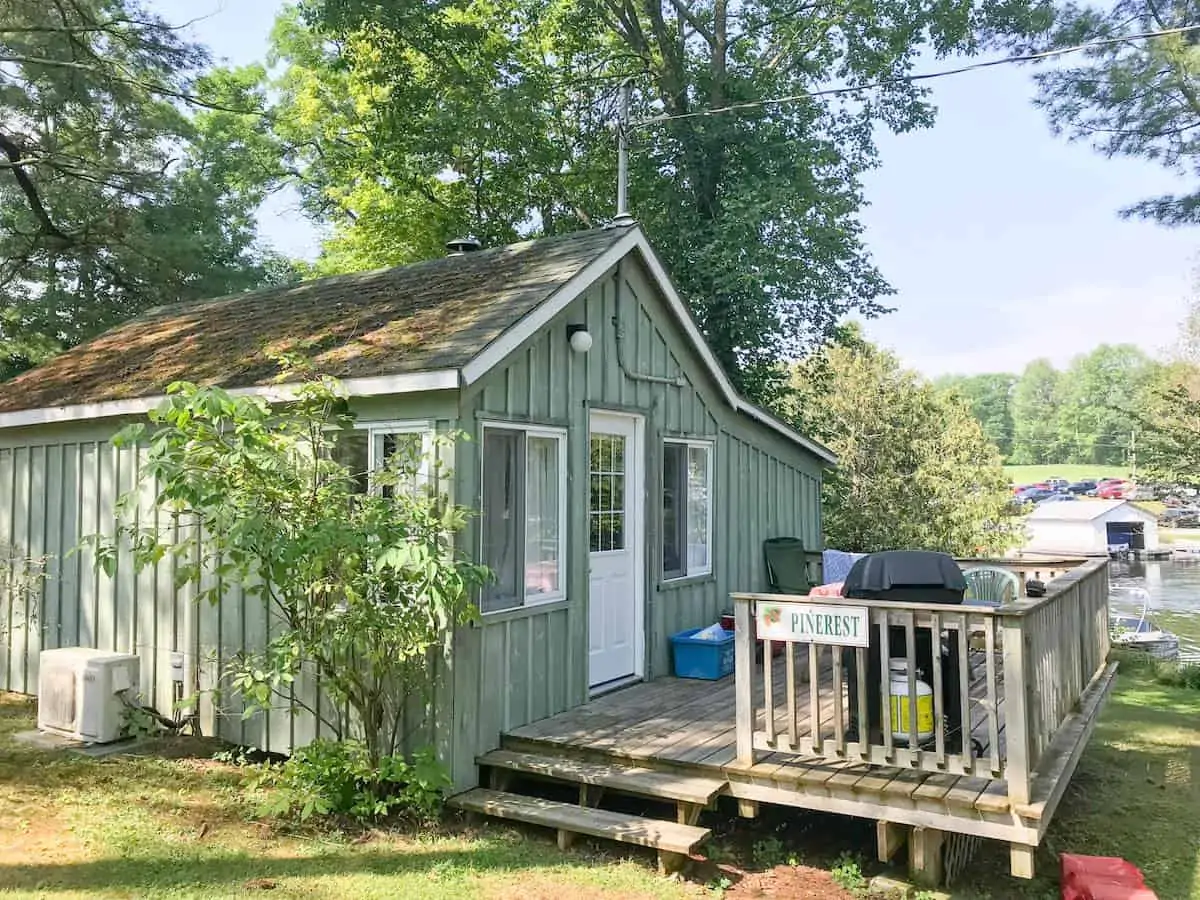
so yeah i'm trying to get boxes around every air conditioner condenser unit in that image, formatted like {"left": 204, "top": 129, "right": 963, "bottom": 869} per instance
{"left": 38, "top": 647, "right": 140, "bottom": 743}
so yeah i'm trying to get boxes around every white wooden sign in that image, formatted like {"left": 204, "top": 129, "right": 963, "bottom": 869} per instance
{"left": 756, "top": 601, "right": 870, "bottom": 648}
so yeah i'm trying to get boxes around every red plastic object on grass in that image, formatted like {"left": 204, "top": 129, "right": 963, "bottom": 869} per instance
{"left": 1061, "top": 854, "right": 1158, "bottom": 900}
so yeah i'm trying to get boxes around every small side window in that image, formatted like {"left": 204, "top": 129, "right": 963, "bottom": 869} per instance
{"left": 662, "top": 440, "right": 713, "bottom": 580}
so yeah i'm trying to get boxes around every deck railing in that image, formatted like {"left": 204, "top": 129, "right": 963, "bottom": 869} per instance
{"left": 731, "top": 558, "right": 1110, "bottom": 805}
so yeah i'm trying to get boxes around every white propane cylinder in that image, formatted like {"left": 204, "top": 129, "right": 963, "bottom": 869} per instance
{"left": 888, "top": 660, "right": 935, "bottom": 745}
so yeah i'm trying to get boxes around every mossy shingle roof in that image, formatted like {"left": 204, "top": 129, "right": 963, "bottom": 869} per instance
{"left": 0, "top": 227, "right": 627, "bottom": 414}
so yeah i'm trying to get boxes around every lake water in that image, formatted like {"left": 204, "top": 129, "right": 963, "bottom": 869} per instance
{"left": 1109, "top": 558, "right": 1200, "bottom": 652}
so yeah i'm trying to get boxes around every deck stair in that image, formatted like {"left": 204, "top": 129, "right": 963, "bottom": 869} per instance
{"left": 477, "top": 748, "right": 727, "bottom": 824}
{"left": 447, "top": 787, "right": 710, "bottom": 874}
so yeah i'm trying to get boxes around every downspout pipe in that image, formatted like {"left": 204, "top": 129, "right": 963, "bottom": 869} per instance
{"left": 611, "top": 267, "right": 686, "bottom": 388}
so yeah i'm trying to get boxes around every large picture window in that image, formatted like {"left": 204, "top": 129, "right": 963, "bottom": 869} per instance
{"left": 662, "top": 440, "right": 713, "bottom": 580}
{"left": 480, "top": 424, "right": 566, "bottom": 614}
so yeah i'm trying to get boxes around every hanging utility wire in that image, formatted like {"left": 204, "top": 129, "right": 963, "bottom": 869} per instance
{"left": 630, "top": 24, "right": 1200, "bottom": 128}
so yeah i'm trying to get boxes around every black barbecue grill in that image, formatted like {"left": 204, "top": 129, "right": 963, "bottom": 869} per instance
{"left": 841, "top": 550, "right": 970, "bottom": 753}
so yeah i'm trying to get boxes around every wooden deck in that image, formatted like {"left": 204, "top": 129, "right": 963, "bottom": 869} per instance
{"left": 503, "top": 657, "right": 1116, "bottom": 869}
{"left": 486, "top": 559, "right": 1116, "bottom": 882}
{"left": 511, "top": 649, "right": 1005, "bottom": 775}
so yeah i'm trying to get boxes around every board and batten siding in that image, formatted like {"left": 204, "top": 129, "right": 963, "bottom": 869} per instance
{"left": 0, "top": 254, "right": 824, "bottom": 790}
{"left": 0, "top": 392, "right": 459, "bottom": 757}
{"left": 448, "top": 253, "right": 824, "bottom": 786}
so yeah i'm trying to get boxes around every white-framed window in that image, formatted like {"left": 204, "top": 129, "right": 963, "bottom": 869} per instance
{"left": 662, "top": 439, "right": 713, "bottom": 580}
{"left": 479, "top": 422, "right": 567, "bottom": 614}
{"left": 334, "top": 421, "right": 434, "bottom": 496}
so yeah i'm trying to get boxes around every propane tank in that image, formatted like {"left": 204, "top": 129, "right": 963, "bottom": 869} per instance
{"left": 888, "top": 660, "right": 935, "bottom": 745}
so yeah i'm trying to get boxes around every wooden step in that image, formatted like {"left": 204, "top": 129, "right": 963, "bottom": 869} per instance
{"left": 478, "top": 749, "right": 727, "bottom": 806}
{"left": 448, "top": 787, "right": 710, "bottom": 873}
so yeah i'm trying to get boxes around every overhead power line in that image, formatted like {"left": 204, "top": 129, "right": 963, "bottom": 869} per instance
{"left": 630, "top": 24, "right": 1200, "bottom": 128}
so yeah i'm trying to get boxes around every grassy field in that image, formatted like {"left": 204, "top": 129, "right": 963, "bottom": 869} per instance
{"left": 4, "top": 664, "right": 1199, "bottom": 899}
{"left": 1004, "top": 464, "right": 1131, "bottom": 485}
{"left": 0, "top": 693, "right": 702, "bottom": 900}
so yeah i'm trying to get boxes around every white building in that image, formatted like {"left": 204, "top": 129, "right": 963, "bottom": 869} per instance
{"left": 1023, "top": 500, "right": 1159, "bottom": 556}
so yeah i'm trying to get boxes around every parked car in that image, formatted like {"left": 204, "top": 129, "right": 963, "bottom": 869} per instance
{"left": 1016, "top": 487, "right": 1056, "bottom": 505}
{"left": 1068, "top": 480, "right": 1097, "bottom": 494}
{"left": 1046, "top": 477, "right": 1069, "bottom": 492}
{"left": 1097, "top": 480, "right": 1130, "bottom": 500}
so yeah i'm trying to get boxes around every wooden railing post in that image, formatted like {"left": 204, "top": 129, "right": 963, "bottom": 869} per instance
{"left": 735, "top": 596, "right": 756, "bottom": 766}
{"left": 1001, "top": 612, "right": 1031, "bottom": 806}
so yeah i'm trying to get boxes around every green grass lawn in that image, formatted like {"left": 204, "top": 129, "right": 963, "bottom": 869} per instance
{"left": 0, "top": 694, "right": 701, "bottom": 900}
{"left": 950, "top": 661, "right": 1200, "bottom": 899}
{"left": 1003, "top": 464, "right": 1131, "bottom": 485}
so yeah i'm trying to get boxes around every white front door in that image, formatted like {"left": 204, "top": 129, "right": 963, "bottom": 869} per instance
{"left": 587, "top": 411, "right": 644, "bottom": 690}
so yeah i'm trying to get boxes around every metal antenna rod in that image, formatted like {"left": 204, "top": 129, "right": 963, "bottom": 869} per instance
{"left": 614, "top": 79, "right": 634, "bottom": 225}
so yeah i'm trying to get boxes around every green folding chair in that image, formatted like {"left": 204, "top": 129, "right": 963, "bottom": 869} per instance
{"left": 962, "top": 565, "right": 1020, "bottom": 607}
{"left": 763, "top": 537, "right": 814, "bottom": 595}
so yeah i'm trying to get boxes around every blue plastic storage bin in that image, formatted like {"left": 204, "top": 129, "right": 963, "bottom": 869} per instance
{"left": 670, "top": 627, "right": 736, "bottom": 680}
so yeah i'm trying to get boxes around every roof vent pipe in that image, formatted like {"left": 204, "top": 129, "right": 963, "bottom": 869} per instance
{"left": 613, "top": 79, "right": 635, "bottom": 227}
{"left": 446, "top": 237, "right": 482, "bottom": 255}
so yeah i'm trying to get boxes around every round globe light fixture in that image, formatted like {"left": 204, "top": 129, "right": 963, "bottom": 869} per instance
{"left": 567, "top": 325, "right": 593, "bottom": 354}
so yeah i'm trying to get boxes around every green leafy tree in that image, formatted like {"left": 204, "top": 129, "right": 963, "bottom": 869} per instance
{"left": 274, "top": 0, "right": 1053, "bottom": 401}
{"left": 789, "top": 339, "right": 1016, "bottom": 555}
{"left": 936, "top": 373, "right": 1017, "bottom": 458}
{"left": 1035, "top": 0, "right": 1200, "bottom": 224}
{"left": 1055, "top": 344, "right": 1157, "bottom": 465}
{"left": 95, "top": 375, "right": 490, "bottom": 766}
{"left": 0, "top": 1, "right": 289, "bottom": 375}
{"left": 1009, "top": 359, "right": 1062, "bottom": 464}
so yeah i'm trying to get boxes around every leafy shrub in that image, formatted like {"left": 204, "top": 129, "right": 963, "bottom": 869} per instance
{"left": 254, "top": 739, "right": 450, "bottom": 823}
{"left": 1112, "top": 648, "right": 1200, "bottom": 691}
{"left": 830, "top": 851, "right": 867, "bottom": 893}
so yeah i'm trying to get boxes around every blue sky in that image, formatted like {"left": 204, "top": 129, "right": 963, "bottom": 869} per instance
{"left": 154, "top": 0, "right": 1199, "bottom": 377}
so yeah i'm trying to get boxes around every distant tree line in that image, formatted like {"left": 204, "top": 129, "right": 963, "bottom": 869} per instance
{"left": 935, "top": 344, "right": 1160, "bottom": 466}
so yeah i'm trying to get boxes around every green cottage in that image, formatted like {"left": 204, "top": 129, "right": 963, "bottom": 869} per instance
{"left": 0, "top": 223, "right": 835, "bottom": 789}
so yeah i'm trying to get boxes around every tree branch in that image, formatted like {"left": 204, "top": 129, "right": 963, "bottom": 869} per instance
{"left": 664, "top": 0, "right": 713, "bottom": 46}
{"left": 0, "top": 132, "right": 70, "bottom": 241}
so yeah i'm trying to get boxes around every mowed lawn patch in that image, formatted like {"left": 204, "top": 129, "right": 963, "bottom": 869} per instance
{"left": 951, "top": 665, "right": 1200, "bottom": 899}
{"left": 1003, "top": 464, "right": 1130, "bottom": 485}
{"left": 0, "top": 693, "right": 701, "bottom": 900}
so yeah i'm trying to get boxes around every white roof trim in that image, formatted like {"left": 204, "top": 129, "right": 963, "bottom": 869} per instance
{"left": 460, "top": 228, "right": 642, "bottom": 385}
{"left": 461, "top": 225, "right": 837, "bottom": 465}
{"left": 0, "top": 369, "right": 460, "bottom": 430}
{"left": 1, "top": 226, "right": 836, "bottom": 465}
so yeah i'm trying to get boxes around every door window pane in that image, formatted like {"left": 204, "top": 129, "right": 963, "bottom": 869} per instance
{"left": 482, "top": 429, "right": 522, "bottom": 612}
{"left": 589, "top": 433, "right": 626, "bottom": 553}
{"left": 525, "top": 436, "right": 560, "bottom": 598}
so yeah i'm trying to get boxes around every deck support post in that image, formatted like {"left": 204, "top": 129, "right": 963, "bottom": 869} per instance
{"left": 677, "top": 801, "right": 703, "bottom": 826}
{"left": 735, "top": 597, "right": 756, "bottom": 765}
{"left": 1010, "top": 843, "right": 1036, "bottom": 879}
{"left": 658, "top": 850, "right": 689, "bottom": 876}
{"left": 908, "top": 826, "right": 944, "bottom": 888}
{"left": 876, "top": 820, "right": 907, "bottom": 863}
{"left": 736, "top": 798, "right": 759, "bottom": 819}
{"left": 579, "top": 784, "right": 604, "bottom": 808}
{"left": 556, "top": 828, "right": 577, "bottom": 851}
